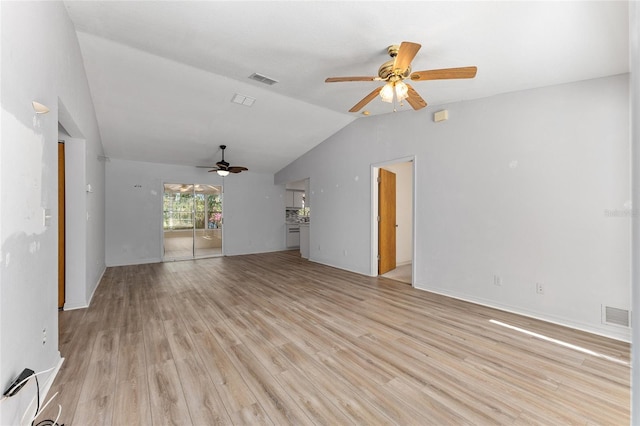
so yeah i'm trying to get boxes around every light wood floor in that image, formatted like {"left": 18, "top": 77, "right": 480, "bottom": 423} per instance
{"left": 40, "top": 251, "right": 630, "bottom": 425}
{"left": 381, "top": 263, "right": 412, "bottom": 285}
{"left": 164, "top": 229, "right": 222, "bottom": 259}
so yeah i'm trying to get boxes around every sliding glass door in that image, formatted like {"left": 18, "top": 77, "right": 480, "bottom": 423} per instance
{"left": 163, "top": 183, "right": 223, "bottom": 260}
{"left": 195, "top": 186, "right": 223, "bottom": 258}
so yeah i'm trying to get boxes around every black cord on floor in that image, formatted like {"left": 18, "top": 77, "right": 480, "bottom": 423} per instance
{"left": 35, "top": 421, "right": 64, "bottom": 426}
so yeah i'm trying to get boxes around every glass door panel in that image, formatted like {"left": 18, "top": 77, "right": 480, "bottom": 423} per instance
{"left": 163, "top": 184, "right": 195, "bottom": 260}
{"left": 194, "top": 184, "right": 223, "bottom": 257}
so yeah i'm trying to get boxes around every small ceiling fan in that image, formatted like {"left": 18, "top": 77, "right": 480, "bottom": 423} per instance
{"left": 325, "top": 41, "right": 477, "bottom": 112}
{"left": 206, "top": 145, "right": 248, "bottom": 176}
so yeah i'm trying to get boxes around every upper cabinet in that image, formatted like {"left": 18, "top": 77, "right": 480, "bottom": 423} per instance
{"left": 286, "top": 190, "right": 305, "bottom": 208}
{"left": 293, "top": 191, "right": 304, "bottom": 208}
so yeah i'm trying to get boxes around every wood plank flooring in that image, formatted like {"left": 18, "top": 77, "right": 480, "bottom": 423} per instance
{"left": 163, "top": 230, "right": 222, "bottom": 260}
{"left": 39, "top": 250, "right": 630, "bottom": 425}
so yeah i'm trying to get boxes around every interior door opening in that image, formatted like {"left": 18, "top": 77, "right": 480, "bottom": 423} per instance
{"left": 163, "top": 183, "right": 223, "bottom": 260}
{"left": 373, "top": 160, "right": 414, "bottom": 285}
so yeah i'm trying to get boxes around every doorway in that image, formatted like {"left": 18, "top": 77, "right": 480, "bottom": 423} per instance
{"left": 57, "top": 105, "right": 88, "bottom": 310}
{"left": 163, "top": 183, "right": 223, "bottom": 260}
{"left": 372, "top": 159, "right": 415, "bottom": 285}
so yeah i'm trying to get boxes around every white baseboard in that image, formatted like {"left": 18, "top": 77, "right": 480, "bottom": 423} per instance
{"left": 85, "top": 266, "right": 106, "bottom": 308}
{"left": 309, "top": 257, "right": 370, "bottom": 277}
{"left": 63, "top": 265, "right": 106, "bottom": 310}
{"left": 106, "top": 257, "right": 161, "bottom": 267}
{"left": 418, "top": 285, "right": 631, "bottom": 343}
{"left": 62, "top": 301, "right": 88, "bottom": 310}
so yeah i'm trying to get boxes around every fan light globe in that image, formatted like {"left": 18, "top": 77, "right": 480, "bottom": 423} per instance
{"left": 216, "top": 170, "right": 230, "bottom": 177}
{"left": 380, "top": 83, "right": 395, "bottom": 103}
{"left": 380, "top": 81, "right": 409, "bottom": 103}
{"left": 395, "top": 81, "right": 409, "bottom": 101}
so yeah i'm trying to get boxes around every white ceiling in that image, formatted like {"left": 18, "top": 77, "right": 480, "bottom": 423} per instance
{"left": 64, "top": 1, "right": 630, "bottom": 174}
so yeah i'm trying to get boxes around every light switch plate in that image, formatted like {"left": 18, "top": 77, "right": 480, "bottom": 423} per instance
{"left": 43, "top": 208, "right": 52, "bottom": 227}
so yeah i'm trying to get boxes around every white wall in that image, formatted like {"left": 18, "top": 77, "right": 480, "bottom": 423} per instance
{"left": 106, "top": 159, "right": 286, "bottom": 266}
{"left": 286, "top": 180, "right": 306, "bottom": 190}
{"left": 382, "top": 162, "right": 413, "bottom": 266}
{"left": 276, "top": 75, "right": 631, "bottom": 341}
{"left": 0, "top": 2, "right": 106, "bottom": 424}
{"left": 62, "top": 137, "right": 88, "bottom": 310}
{"left": 223, "top": 171, "right": 289, "bottom": 255}
{"left": 630, "top": 0, "right": 639, "bottom": 422}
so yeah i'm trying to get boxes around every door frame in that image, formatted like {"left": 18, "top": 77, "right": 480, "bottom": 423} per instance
{"left": 58, "top": 100, "right": 90, "bottom": 310}
{"left": 370, "top": 156, "right": 416, "bottom": 286}
{"left": 58, "top": 142, "right": 66, "bottom": 309}
{"left": 60, "top": 137, "right": 87, "bottom": 310}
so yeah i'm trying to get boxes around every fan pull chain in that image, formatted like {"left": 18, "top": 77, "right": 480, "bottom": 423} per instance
{"left": 393, "top": 94, "right": 404, "bottom": 112}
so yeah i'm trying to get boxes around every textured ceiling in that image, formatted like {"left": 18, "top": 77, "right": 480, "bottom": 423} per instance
{"left": 64, "top": 1, "right": 630, "bottom": 174}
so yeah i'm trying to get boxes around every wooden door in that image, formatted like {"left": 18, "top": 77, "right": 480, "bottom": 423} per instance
{"left": 378, "top": 168, "right": 396, "bottom": 275}
{"left": 58, "top": 142, "right": 65, "bottom": 309}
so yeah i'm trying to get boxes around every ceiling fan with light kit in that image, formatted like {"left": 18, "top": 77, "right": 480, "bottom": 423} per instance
{"left": 199, "top": 145, "right": 248, "bottom": 176}
{"left": 325, "top": 41, "right": 477, "bottom": 112}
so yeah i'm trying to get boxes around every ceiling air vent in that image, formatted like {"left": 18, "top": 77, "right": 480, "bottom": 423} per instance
{"left": 231, "top": 93, "right": 256, "bottom": 107}
{"left": 249, "top": 72, "right": 278, "bottom": 86}
{"left": 602, "top": 305, "right": 630, "bottom": 327}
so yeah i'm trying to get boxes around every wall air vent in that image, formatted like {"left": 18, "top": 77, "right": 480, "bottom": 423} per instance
{"left": 249, "top": 73, "right": 278, "bottom": 86}
{"left": 602, "top": 305, "right": 630, "bottom": 327}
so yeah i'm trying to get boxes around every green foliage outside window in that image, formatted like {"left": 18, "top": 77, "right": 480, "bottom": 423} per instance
{"left": 163, "top": 191, "right": 222, "bottom": 230}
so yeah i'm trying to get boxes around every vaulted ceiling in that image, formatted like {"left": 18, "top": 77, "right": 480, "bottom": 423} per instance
{"left": 64, "top": 1, "right": 630, "bottom": 174}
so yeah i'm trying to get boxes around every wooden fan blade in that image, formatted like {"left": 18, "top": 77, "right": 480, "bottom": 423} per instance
{"left": 228, "top": 166, "right": 248, "bottom": 173}
{"left": 349, "top": 86, "right": 383, "bottom": 112}
{"left": 410, "top": 66, "right": 477, "bottom": 81}
{"left": 393, "top": 41, "right": 421, "bottom": 73}
{"left": 325, "top": 76, "right": 378, "bottom": 83}
{"left": 405, "top": 84, "right": 427, "bottom": 110}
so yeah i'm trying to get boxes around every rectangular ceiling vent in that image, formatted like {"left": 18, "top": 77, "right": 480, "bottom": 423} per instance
{"left": 231, "top": 93, "right": 256, "bottom": 107}
{"left": 601, "top": 305, "right": 630, "bottom": 327}
{"left": 249, "top": 72, "right": 278, "bottom": 86}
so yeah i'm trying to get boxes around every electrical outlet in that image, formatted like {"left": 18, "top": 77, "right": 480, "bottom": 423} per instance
{"left": 42, "top": 328, "right": 47, "bottom": 345}
{"left": 536, "top": 283, "right": 544, "bottom": 294}
{"left": 493, "top": 275, "right": 502, "bottom": 286}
